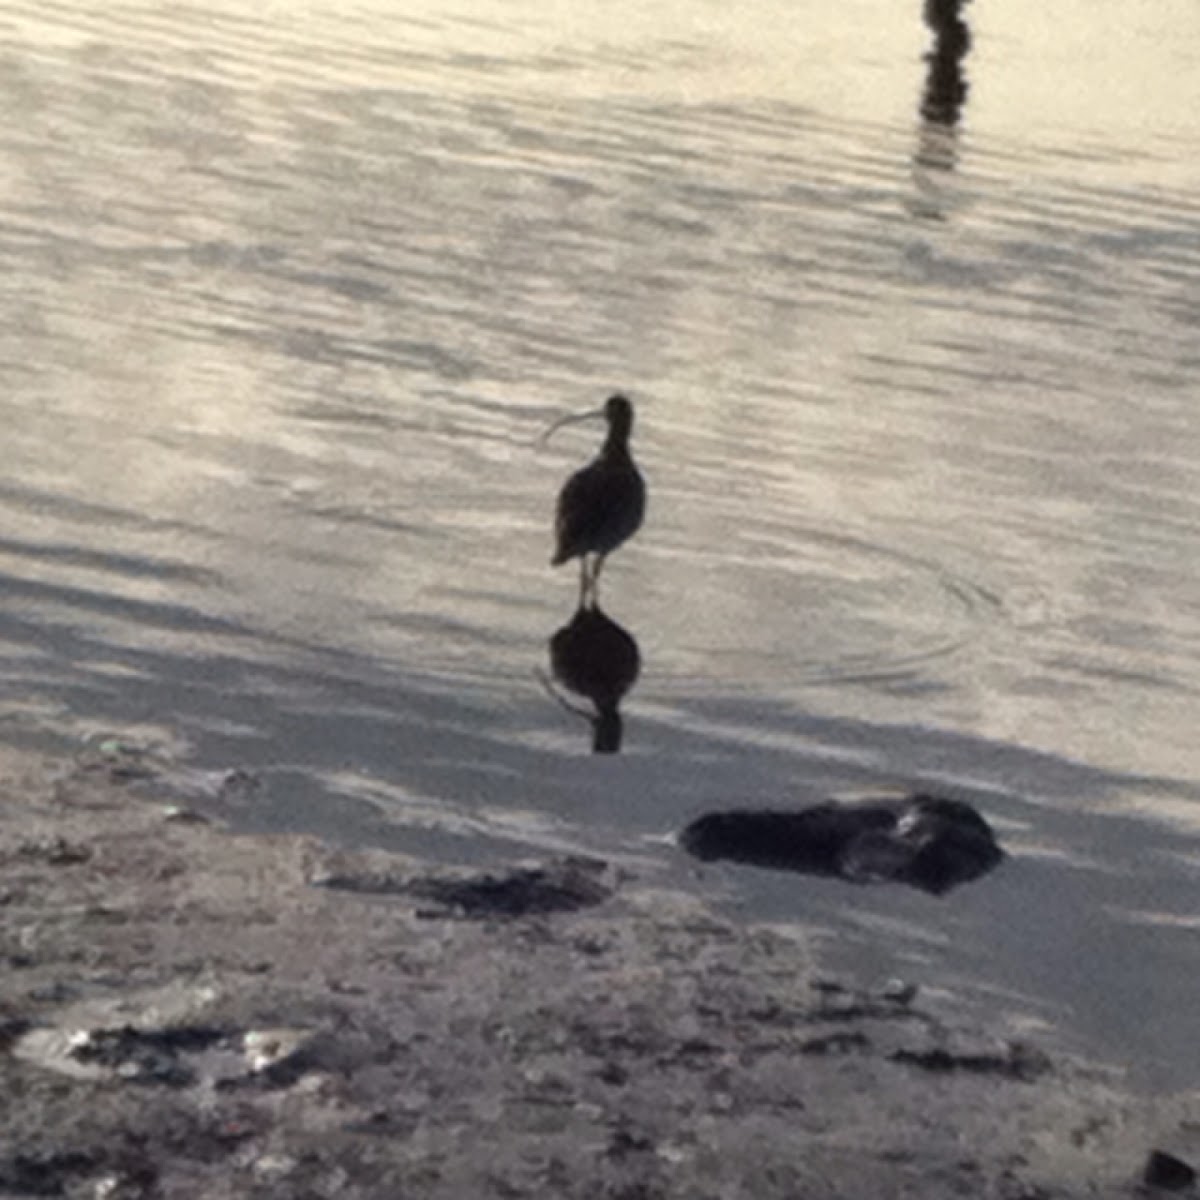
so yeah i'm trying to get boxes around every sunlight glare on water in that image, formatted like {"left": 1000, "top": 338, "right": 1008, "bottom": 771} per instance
{"left": 2, "top": 0, "right": 1200, "bottom": 1085}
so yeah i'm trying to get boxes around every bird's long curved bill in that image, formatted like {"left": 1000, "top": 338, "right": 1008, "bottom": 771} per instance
{"left": 538, "top": 406, "right": 605, "bottom": 446}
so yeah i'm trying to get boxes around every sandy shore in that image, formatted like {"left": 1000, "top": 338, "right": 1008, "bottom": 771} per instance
{"left": 1, "top": 741, "right": 1196, "bottom": 1199}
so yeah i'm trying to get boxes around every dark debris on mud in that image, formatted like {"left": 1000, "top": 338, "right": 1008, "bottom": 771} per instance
{"left": 310, "top": 854, "right": 616, "bottom": 917}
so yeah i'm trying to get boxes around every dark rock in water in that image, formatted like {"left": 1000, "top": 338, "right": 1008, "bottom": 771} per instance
{"left": 679, "top": 793, "right": 1003, "bottom": 895}
{"left": 1143, "top": 1149, "right": 1197, "bottom": 1191}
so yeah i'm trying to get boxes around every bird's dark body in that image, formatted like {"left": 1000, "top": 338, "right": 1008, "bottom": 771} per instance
{"left": 552, "top": 454, "right": 645, "bottom": 566}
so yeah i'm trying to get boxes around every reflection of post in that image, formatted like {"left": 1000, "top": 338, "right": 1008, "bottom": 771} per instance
{"left": 910, "top": 0, "right": 972, "bottom": 217}
{"left": 921, "top": 0, "right": 971, "bottom": 131}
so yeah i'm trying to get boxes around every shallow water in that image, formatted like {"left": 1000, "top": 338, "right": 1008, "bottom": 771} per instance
{"left": 2, "top": 0, "right": 1200, "bottom": 1087}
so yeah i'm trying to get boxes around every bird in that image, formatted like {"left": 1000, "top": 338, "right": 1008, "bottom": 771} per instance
{"left": 542, "top": 394, "right": 645, "bottom": 603}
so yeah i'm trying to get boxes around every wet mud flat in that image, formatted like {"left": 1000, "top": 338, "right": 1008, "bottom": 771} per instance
{"left": 1, "top": 746, "right": 1197, "bottom": 1199}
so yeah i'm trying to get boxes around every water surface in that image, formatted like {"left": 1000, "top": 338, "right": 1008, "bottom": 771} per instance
{"left": 2, "top": 0, "right": 1200, "bottom": 1088}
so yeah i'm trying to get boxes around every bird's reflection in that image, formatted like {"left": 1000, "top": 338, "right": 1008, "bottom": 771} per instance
{"left": 542, "top": 599, "right": 641, "bottom": 754}
{"left": 911, "top": 0, "right": 972, "bottom": 217}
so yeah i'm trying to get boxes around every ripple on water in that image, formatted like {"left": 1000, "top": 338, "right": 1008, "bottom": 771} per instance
{"left": 640, "top": 524, "right": 1000, "bottom": 697}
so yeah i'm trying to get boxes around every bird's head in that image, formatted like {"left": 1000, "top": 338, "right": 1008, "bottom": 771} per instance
{"left": 539, "top": 393, "right": 634, "bottom": 445}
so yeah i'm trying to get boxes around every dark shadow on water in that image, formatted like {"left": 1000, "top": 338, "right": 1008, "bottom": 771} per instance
{"left": 543, "top": 599, "right": 641, "bottom": 754}
{"left": 5, "top": 530, "right": 1200, "bottom": 1089}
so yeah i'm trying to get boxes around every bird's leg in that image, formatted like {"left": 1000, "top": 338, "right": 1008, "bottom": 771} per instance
{"left": 577, "top": 557, "right": 590, "bottom": 607}
{"left": 589, "top": 553, "right": 608, "bottom": 602}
